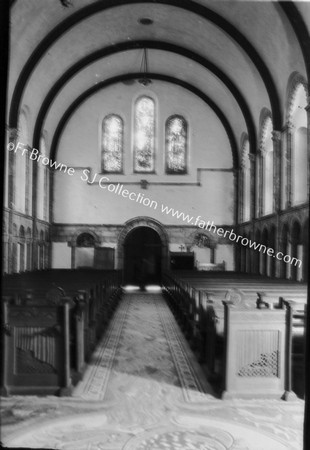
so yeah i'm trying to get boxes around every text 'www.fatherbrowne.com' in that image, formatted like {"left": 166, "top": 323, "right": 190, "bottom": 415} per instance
{"left": 7, "top": 141, "right": 302, "bottom": 267}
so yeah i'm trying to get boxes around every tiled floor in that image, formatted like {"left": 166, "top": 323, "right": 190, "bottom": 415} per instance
{"left": 1, "top": 292, "right": 305, "bottom": 449}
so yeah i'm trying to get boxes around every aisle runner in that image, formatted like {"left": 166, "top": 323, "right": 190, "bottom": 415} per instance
{"left": 2, "top": 293, "right": 304, "bottom": 449}
{"left": 73, "top": 293, "right": 207, "bottom": 402}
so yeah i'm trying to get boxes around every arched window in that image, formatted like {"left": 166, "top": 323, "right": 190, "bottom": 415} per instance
{"left": 37, "top": 137, "right": 46, "bottom": 220}
{"left": 134, "top": 96, "right": 155, "bottom": 173}
{"left": 26, "top": 227, "right": 32, "bottom": 270}
{"left": 165, "top": 115, "right": 187, "bottom": 174}
{"left": 285, "top": 75, "right": 308, "bottom": 208}
{"left": 101, "top": 115, "right": 123, "bottom": 173}
{"left": 43, "top": 166, "right": 49, "bottom": 221}
{"left": 259, "top": 116, "right": 273, "bottom": 216}
{"left": 290, "top": 84, "right": 307, "bottom": 205}
{"left": 19, "top": 226, "right": 25, "bottom": 272}
{"left": 293, "top": 127, "right": 307, "bottom": 204}
{"left": 16, "top": 112, "right": 28, "bottom": 213}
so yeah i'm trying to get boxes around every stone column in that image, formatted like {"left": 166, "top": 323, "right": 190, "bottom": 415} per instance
{"left": 286, "top": 121, "right": 295, "bottom": 208}
{"left": 60, "top": 299, "right": 72, "bottom": 396}
{"left": 272, "top": 130, "right": 282, "bottom": 212}
{"left": 258, "top": 149, "right": 264, "bottom": 216}
{"left": 233, "top": 167, "right": 240, "bottom": 271}
{"left": 70, "top": 242, "right": 76, "bottom": 269}
{"left": 7, "top": 238, "right": 12, "bottom": 274}
{"left": 272, "top": 131, "right": 282, "bottom": 278}
{"left": 210, "top": 246, "right": 215, "bottom": 264}
{"left": 2, "top": 239, "right": 8, "bottom": 274}
{"left": 7, "top": 129, "right": 18, "bottom": 275}
{"left": 305, "top": 97, "right": 310, "bottom": 201}
{"left": 239, "top": 168, "right": 244, "bottom": 223}
{"left": 233, "top": 169, "right": 239, "bottom": 227}
{"left": 32, "top": 228, "right": 38, "bottom": 270}
{"left": 7, "top": 127, "right": 17, "bottom": 209}
{"left": 249, "top": 153, "right": 256, "bottom": 221}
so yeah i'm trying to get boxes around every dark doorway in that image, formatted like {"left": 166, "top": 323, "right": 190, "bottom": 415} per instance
{"left": 124, "top": 227, "right": 162, "bottom": 286}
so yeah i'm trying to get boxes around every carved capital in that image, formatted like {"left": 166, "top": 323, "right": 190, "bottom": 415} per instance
{"left": 248, "top": 153, "right": 255, "bottom": 163}
{"left": 286, "top": 121, "right": 295, "bottom": 133}
{"left": 8, "top": 127, "right": 18, "bottom": 144}
{"left": 272, "top": 130, "right": 281, "bottom": 142}
{"left": 258, "top": 145, "right": 268, "bottom": 157}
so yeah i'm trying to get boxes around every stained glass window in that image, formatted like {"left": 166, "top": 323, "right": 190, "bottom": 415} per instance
{"left": 134, "top": 96, "right": 155, "bottom": 172}
{"left": 102, "top": 115, "right": 123, "bottom": 173}
{"left": 166, "top": 116, "right": 187, "bottom": 174}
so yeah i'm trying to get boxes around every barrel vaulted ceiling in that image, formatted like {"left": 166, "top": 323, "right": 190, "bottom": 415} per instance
{"left": 8, "top": 0, "right": 310, "bottom": 166}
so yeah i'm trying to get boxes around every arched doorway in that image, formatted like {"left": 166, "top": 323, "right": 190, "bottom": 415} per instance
{"left": 124, "top": 227, "right": 162, "bottom": 286}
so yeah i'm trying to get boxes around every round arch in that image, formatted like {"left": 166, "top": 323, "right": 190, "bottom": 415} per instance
{"left": 117, "top": 216, "right": 169, "bottom": 276}
{"left": 286, "top": 71, "right": 308, "bottom": 124}
{"left": 71, "top": 229, "right": 100, "bottom": 247}
{"left": 50, "top": 72, "right": 238, "bottom": 166}
{"left": 9, "top": 0, "right": 282, "bottom": 131}
{"left": 32, "top": 41, "right": 256, "bottom": 154}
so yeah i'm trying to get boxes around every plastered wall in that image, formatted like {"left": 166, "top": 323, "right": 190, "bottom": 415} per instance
{"left": 52, "top": 82, "right": 235, "bottom": 269}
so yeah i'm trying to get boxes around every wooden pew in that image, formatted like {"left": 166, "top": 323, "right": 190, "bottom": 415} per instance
{"left": 1, "top": 299, "right": 72, "bottom": 396}
{"left": 280, "top": 298, "right": 307, "bottom": 399}
{"left": 1, "top": 269, "right": 122, "bottom": 395}
{"left": 162, "top": 270, "right": 307, "bottom": 398}
{"left": 222, "top": 300, "right": 289, "bottom": 399}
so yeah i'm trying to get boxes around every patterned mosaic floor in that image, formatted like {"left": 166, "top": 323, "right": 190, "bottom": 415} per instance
{"left": 1, "top": 292, "right": 305, "bottom": 449}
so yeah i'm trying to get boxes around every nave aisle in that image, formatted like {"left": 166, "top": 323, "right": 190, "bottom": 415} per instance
{"left": 1, "top": 292, "right": 304, "bottom": 449}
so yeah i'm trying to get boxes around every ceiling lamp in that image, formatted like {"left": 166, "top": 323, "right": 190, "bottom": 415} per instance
{"left": 138, "top": 18, "right": 154, "bottom": 25}
{"left": 138, "top": 48, "right": 152, "bottom": 87}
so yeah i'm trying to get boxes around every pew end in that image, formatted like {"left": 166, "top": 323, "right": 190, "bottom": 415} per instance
{"left": 221, "top": 302, "right": 294, "bottom": 400}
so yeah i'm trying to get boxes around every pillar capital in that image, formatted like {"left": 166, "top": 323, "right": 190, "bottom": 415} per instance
{"left": 7, "top": 126, "right": 18, "bottom": 143}
{"left": 285, "top": 121, "right": 295, "bottom": 133}
{"left": 272, "top": 130, "right": 282, "bottom": 142}
{"left": 248, "top": 152, "right": 256, "bottom": 163}
{"left": 258, "top": 145, "right": 266, "bottom": 157}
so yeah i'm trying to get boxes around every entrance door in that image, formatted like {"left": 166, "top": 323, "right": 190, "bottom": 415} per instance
{"left": 124, "top": 227, "right": 162, "bottom": 286}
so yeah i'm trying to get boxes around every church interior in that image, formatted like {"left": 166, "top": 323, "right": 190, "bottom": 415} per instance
{"left": 1, "top": 0, "right": 310, "bottom": 448}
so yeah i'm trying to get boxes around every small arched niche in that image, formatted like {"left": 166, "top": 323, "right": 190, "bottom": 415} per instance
{"left": 76, "top": 232, "right": 96, "bottom": 268}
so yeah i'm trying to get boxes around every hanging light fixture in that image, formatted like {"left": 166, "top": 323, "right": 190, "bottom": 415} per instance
{"left": 138, "top": 48, "right": 152, "bottom": 86}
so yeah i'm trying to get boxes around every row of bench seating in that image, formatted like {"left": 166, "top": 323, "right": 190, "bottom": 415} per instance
{"left": 162, "top": 270, "right": 307, "bottom": 399}
{"left": 1, "top": 269, "right": 122, "bottom": 395}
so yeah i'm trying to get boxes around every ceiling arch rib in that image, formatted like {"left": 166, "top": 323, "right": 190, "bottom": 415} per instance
{"left": 33, "top": 40, "right": 256, "bottom": 155}
{"left": 9, "top": 0, "right": 280, "bottom": 131}
{"left": 280, "top": 2, "right": 310, "bottom": 83}
{"left": 42, "top": 50, "right": 245, "bottom": 161}
{"left": 50, "top": 73, "right": 238, "bottom": 168}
